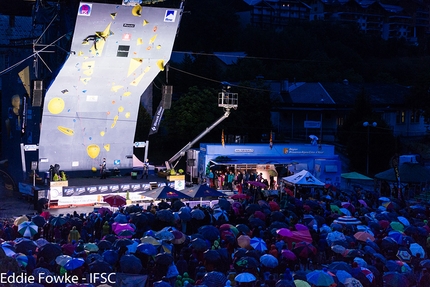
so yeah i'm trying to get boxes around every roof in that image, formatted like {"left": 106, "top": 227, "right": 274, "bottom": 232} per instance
{"left": 213, "top": 52, "right": 246, "bottom": 65}
{"left": 374, "top": 162, "right": 430, "bottom": 183}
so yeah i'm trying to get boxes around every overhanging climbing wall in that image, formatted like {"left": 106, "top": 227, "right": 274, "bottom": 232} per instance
{"left": 38, "top": 3, "right": 181, "bottom": 172}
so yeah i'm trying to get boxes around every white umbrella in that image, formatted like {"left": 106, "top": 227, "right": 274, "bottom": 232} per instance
{"left": 18, "top": 221, "right": 38, "bottom": 238}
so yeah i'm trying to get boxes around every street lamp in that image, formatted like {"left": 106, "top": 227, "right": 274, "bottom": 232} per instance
{"left": 363, "top": 121, "right": 377, "bottom": 175}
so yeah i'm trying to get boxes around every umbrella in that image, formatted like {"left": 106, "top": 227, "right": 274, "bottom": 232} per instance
{"left": 246, "top": 181, "right": 267, "bottom": 188}
{"left": 14, "top": 238, "right": 37, "bottom": 254}
{"left": 31, "top": 215, "right": 46, "bottom": 227}
{"left": 84, "top": 243, "right": 99, "bottom": 252}
{"left": 294, "top": 280, "right": 311, "bottom": 287}
{"left": 396, "top": 248, "right": 412, "bottom": 262}
{"left": 326, "top": 231, "right": 346, "bottom": 246}
{"left": 86, "top": 253, "right": 102, "bottom": 264}
{"left": 277, "top": 228, "right": 294, "bottom": 237}
{"left": 137, "top": 243, "right": 157, "bottom": 255}
{"left": 359, "top": 267, "right": 374, "bottom": 282}
{"left": 358, "top": 199, "right": 368, "bottom": 207}
{"left": 237, "top": 235, "right": 251, "bottom": 249}
{"left": 113, "top": 237, "right": 134, "bottom": 249}
{"left": 354, "top": 231, "right": 375, "bottom": 242}
{"left": 14, "top": 215, "right": 28, "bottom": 226}
{"left": 236, "top": 224, "right": 251, "bottom": 236}
{"left": 155, "top": 229, "right": 175, "bottom": 241}
{"left": 191, "top": 272, "right": 222, "bottom": 287}
{"left": 156, "top": 209, "right": 174, "bottom": 223}
{"left": 191, "top": 209, "right": 205, "bottom": 220}
{"left": 88, "top": 259, "right": 112, "bottom": 273}
{"left": 250, "top": 237, "right": 267, "bottom": 252}
{"left": 390, "top": 221, "right": 405, "bottom": 232}
{"left": 340, "top": 208, "right": 352, "bottom": 216}
{"left": 50, "top": 216, "right": 67, "bottom": 227}
{"left": 354, "top": 257, "right": 368, "bottom": 268}
{"left": 155, "top": 252, "right": 174, "bottom": 266}
{"left": 409, "top": 242, "right": 425, "bottom": 257}
{"left": 293, "top": 242, "right": 317, "bottom": 258}
{"left": 120, "top": 254, "right": 142, "bottom": 274}
{"left": 103, "top": 194, "right": 127, "bottom": 207}
{"left": 260, "top": 254, "right": 278, "bottom": 268}
{"left": 329, "top": 261, "right": 352, "bottom": 273}
{"left": 306, "top": 269, "right": 334, "bottom": 287}
{"left": 64, "top": 257, "right": 85, "bottom": 270}
{"left": 198, "top": 225, "right": 220, "bottom": 241}
{"left": 281, "top": 250, "right": 297, "bottom": 261}
{"left": 14, "top": 253, "right": 28, "bottom": 268}
{"left": 1, "top": 243, "right": 16, "bottom": 257}
{"left": 235, "top": 256, "right": 259, "bottom": 270}
{"left": 103, "top": 250, "right": 119, "bottom": 265}
{"left": 386, "top": 260, "right": 412, "bottom": 273}
{"left": 97, "top": 240, "right": 113, "bottom": 250}
{"left": 35, "top": 238, "right": 49, "bottom": 248}
{"left": 171, "top": 230, "right": 186, "bottom": 245}
{"left": 140, "top": 236, "right": 161, "bottom": 246}
{"left": 18, "top": 221, "right": 38, "bottom": 237}
{"left": 397, "top": 216, "right": 410, "bottom": 227}
{"left": 335, "top": 270, "right": 352, "bottom": 284}
{"left": 159, "top": 241, "right": 172, "bottom": 254}
{"left": 114, "top": 213, "right": 128, "bottom": 223}
{"left": 56, "top": 255, "right": 72, "bottom": 266}
{"left": 235, "top": 272, "right": 256, "bottom": 283}
{"left": 420, "top": 259, "right": 430, "bottom": 268}
{"left": 333, "top": 216, "right": 362, "bottom": 225}
{"left": 190, "top": 238, "right": 208, "bottom": 251}
{"left": 383, "top": 272, "right": 409, "bottom": 287}
{"left": 344, "top": 278, "right": 363, "bottom": 287}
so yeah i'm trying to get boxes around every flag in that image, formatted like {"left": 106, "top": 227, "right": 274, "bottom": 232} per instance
{"left": 148, "top": 104, "right": 164, "bottom": 136}
{"left": 221, "top": 129, "right": 225, "bottom": 147}
{"left": 269, "top": 131, "right": 273, "bottom": 149}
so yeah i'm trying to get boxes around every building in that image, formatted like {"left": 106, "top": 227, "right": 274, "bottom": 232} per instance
{"left": 246, "top": 0, "right": 430, "bottom": 44}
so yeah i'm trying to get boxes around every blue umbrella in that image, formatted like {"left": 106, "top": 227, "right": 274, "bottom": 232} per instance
{"left": 120, "top": 254, "right": 142, "bottom": 274}
{"left": 137, "top": 243, "right": 157, "bottom": 256}
{"left": 306, "top": 269, "right": 334, "bottom": 286}
{"left": 64, "top": 257, "right": 85, "bottom": 270}
{"left": 199, "top": 225, "right": 220, "bottom": 241}
{"left": 250, "top": 237, "right": 267, "bottom": 252}
{"left": 102, "top": 250, "right": 119, "bottom": 265}
{"left": 114, "top": 214, "right": 128, "bottom": 223}
{"left": 259, "top": 254, "right": 278, "bottom": 268}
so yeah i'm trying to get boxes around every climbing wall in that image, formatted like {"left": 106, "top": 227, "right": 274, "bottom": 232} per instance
{"left": 38, "top": 3, "right": 181, "bottom": 172}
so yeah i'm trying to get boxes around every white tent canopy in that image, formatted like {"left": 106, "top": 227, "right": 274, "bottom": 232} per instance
{"left": 282, "top": 170, "right": 325, "bottom": 186}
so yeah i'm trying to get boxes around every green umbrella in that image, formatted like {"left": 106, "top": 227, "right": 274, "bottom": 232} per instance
{"left": 390, "top": 221, "right": 404, "bottom": 232}
{"left": 330, "top": 204, "right": 341, "bottom": 214}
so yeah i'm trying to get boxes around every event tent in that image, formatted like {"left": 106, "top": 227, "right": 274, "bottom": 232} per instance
{"left": 142, "top": 186, "right": 191, "bottom": 200}
{"left": 374, "top": 163, "right": 430, "bottom": 184}
{"left": 181, "top": 185, "right": 227, "bottom": 198}
{"left": 282, "top": 170, "right": 325, "bottom": 187}
{"left": 341, "top": 172, "right": 372, "bottom": 180}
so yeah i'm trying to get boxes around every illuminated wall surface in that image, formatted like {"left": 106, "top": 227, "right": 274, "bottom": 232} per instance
{"left": 38, "top": 3, "right": 181, "bottom": 172}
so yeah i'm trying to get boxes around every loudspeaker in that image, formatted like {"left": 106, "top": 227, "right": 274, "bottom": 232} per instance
{"left": 32, "top": 80, "right": 43, "bottom": 107}
{"left": 162, "top": 85, "right": 173, "bottom": 109}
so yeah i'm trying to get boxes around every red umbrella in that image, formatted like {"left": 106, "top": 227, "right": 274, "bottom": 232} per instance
{"left": 247, "top": 181, "right": 267, "bottom": 188}
{"left": 269, "top": 201, "right": 280, "bottom": 211}
{"left": 231, "top": 194, "right": 249, "bottom": 200}
{"left": 379, "top": 220, "right": 390, "bottom": 229}
{"left": 103, "top": 194, "right": 127, "bottom": 207}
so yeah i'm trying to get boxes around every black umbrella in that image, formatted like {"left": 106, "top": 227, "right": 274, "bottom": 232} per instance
{"left": 120, "top": 254, "right": 142, "bottom": 274}
{"left": 89, "top": 259, "right": 112, "bottom": 273}
{"left": 103, "top": 234, "right": 118, "bottom": 243}
{"left": 269, "top": 221, "right": 289, "bottom": 230}
{"left": 270, "top": 211, "right": 286, "bottom": 222}
{"left": 31, "top": 215, "right": 46, "bottom": 228}
{"left": 218, "top": 198, "right": 231, "bottom": 211}
{"left": 204, "top": 250, "right": 221, "bottom": 263}
{"left": 69, "top": 217, "right": 83, "bottom": 228}
{"left": 156, "top": 209, "right": 174, "bottom": 223}
{"left": 97, "top": 240, "right": 113, "bottom": 251}
{"left": 15, "top": 238, "right": 37, "bottom": 254}
{"left": 235, "top": 256, "right": 259, "bottom": 270}
{"left": 38, "top": 243, "right": 62, "bottom": 263}
{"left": 328, "top": 261, "right": 352, "bottom": 273}
{"left": 235, "top": 224, "right": 251, "bottom": 235}
{"left": 50, "top": 216, "right": 67, "bottom": 227}
{"left": 245, "top": 204, "right": 261, "bottom": 215}
{"left": 248, "top": 217, "right": 266, "bottom": 228}
{"left": 130, "top": 213, "right": 147, "bottom": 227}
{"left": 155, "top": 252, "right": 174, "bottom": 266}
{"left": 113, "top": 238, "right": 133, "bottom": 249}
{"left": 381, "top": 237, "right": 399, "bottom": 251}
{"left": 102, "top": 250, "right": 119, "bottom": 265}
{"left": 190, "top": 238, "right": 208, "bottom": 251}
{"left": 198, "top": 225, "right": 220, "bottom": 241}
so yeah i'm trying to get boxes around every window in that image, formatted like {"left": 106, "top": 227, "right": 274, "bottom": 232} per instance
{"left": 410, "top": 110, "right": 420, "bottom": 123}
{"left": 336, "top": 117, "right": 344, "bottom": 126}
{"left": 396, "top": 110, "right": 405, "bottom": 124}
{"left": 325, "top": 165, "right": 338, "bottom": 173}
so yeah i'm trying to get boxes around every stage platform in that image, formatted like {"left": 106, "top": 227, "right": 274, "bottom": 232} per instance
{"left": 19, "top": 174, "right": 172, "bottom": 209}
